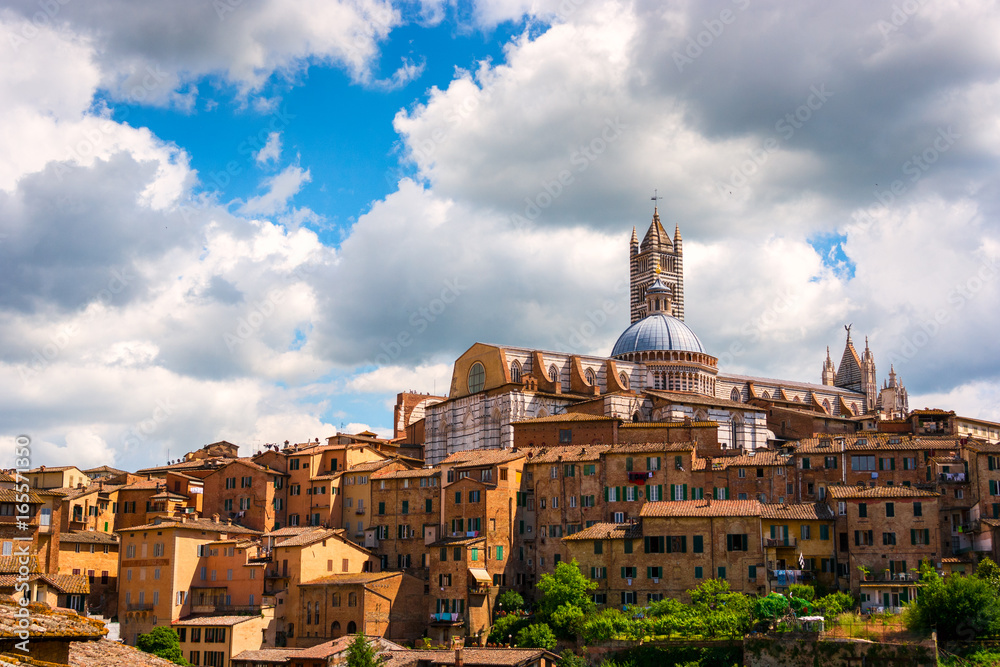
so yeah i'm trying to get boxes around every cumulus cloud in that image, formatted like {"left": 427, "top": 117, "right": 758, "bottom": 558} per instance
{"left": 239, "top": 165, "right": 313, "bottom": 216}
{"left": 255, "top": 132, "right": 283, "bottom": 165}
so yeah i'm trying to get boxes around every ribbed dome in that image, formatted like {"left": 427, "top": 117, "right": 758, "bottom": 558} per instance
{"left": 612, "top": 313, "right": 705, "bottom": 357}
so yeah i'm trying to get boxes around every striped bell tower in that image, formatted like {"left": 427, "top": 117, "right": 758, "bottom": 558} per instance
{"left": 630, "top": 194, "right": 685, "bottom": 323}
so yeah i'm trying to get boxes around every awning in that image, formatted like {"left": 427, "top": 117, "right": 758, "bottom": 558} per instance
{"left": 469, "top": 568, "right": 491, "bottom": 584}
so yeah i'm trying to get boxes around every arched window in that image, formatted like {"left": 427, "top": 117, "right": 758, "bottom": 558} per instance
{"left": 632, "top": 412, "right": 641, "bottom": 422}
{"left": 331, "top": 593, "right": 341, "bottom": 607}
{"left": 793, "top": 396, "right": 800, "bottom": 402}
{"left": 619, "top": 372, "right": 629, "bottom": 390}
{"left": 348, "top": 592, "right": 357, "bottom": 607}
{"left": 510, "top": 360, "right": 521, "bottom": 384}
{"left": 730, "top": 388, "right": 741, "bottom": 402}
{"left": 468, "top": 362, "right": 486, "bottom": 394}
{"left": 851, "top": 402, "right": 859, "bottom": 416}
{"left": 548, "top": 365, "right": 558, "bottom": 382}
{"left": 761, "top": 391, "right": 770, "bottom": 399}
{"left": 331, "top": 621, "right": 341, "bottom": 637}
{"left": 347, "top": 621, "right": 357, "bottom": 634}
{"left": 822, "top": 399, "right": 832, "bottom": 413}
{"left": 585, "top": 368, "right": 596, "bottom": 386}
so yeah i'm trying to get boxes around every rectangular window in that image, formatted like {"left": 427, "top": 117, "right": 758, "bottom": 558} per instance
{"left": 820, "top": 525, "right": 830, "bottom": 540}
{"left": 911, "top": 528, "right": 931, "bottom": 545}
{"left": 644, "top": 536, "right": 665, "bottom": 553}
{"left": 801, "top": 458, "right": 811, "bottom": 470}
{"left": 914, "top": 502, "right": 923, "bottom": 517}
{"left": 883, "top": 532, "right": 896, "bottom": 545}
{"left": 851, "top": 455, "right": 877, "bottom": 471}
{"left": 693, "top": 535, "right": 704, "bottom": 553}
{"left": 646, "top": 456, "right": 661, "bottom": 471}
{"left": 718, "top": 566, "right": 727, "bottom": 579}
{"left": 647, "top": 566, "right": 663, "bottom": 579}
{"left": 564, "top": 464, "right": 575, "bottom": 477}
{"left": 559, "top": 429, "right": 572, "bottom": 444}
{"left": 623, "top": 539, "right": 632, "bottom": 554}
{"left": 584, "top": 464, "right": 596, "bottom": 476}
{"left": 886, "top": 502, "right": 895, "bottom": 518}
{"left": 726, "top": 534, "right": 748, "bottom": 551}
{"left": 800, "top": 525, "right": 811, "bottom": 540}
{"left": 621, "top": 566, "right": 637, "bottom": 579}
{"left": 694, "top": 566, "right": 703, "bottom": 579}
{"left": 858, "top": 503, "right": 867, "bottom": 518}
{"left": 825, "top": 456, "right": 838, "bottom": 469}
{"left": 590, "top": 566, "right": 607, "bottom": 579}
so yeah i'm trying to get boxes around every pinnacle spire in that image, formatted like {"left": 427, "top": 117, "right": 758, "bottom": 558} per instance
{"left": 630, "top": 226, "right": 638, "bottom": 244}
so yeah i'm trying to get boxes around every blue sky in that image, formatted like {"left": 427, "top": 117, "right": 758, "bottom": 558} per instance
{"left": 2, "top": 0, "right": 1000, "bottom": 470}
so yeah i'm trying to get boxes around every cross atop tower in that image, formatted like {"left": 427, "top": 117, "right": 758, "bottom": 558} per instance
{"left": 651, "top": 189, "right": 662, "bottom": 209}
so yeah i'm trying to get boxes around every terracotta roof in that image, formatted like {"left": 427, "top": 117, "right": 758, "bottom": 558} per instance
{"left": 273, "top": 528, "right": 361, "bottom": 549}
{"left": 0, "top": 489, "right": 47, "bottom": 504}
{"left": 440, "top": 449, "right": 525, "bottom": 467}
{"left": 0, "top": 598, "right": 106, "bottom": 639}
{"left": 561, "top": 522, "right": 642, "bottom": 541}
{"left": 639, "top": 499, "right": 762, "bottom": 517}
{"left": 0, "top": 555, "right": 39, "bottom": 574}
{"left": 825, "top": 485, "right": 939, "bottom": 499}
{"left": 231, "top": 648, "right": 304, "bottom": 663}
{"left": 71, "top": 638, "right": 182, "bottom": 667}
{"left": 372, "top": 468, "right": 440, "bottom": 479}
{"left": 912, "top": 409, "right": 955, "bottom": 416}
{"left": 604, "top": 442, "right": 696, "bottom": 454}
{"left": 300, "top": 572, "right": 399, "bottom": 586}
{"left": 42, "top": 573, "right": 90, "bottom": 595}
{"left": 640, "top": 500, "right": 763, "bottom": 518}
{"left": 25, "top": 466, "right": 81, "bottom": 473}
{"left": 720, "top": 373, "right": 867, "bottom": 397}
{"left": 264, "top": 526, "right": 315, "bottom": 538}
{"left": 383, "top": 648, "right": 559, "bottom": 667}
{"left": 82, "top": 465, "right": 129, "bottom": 475}
{"left": 172, "top": 614, "right": 265, "bottom": 627}
{"left": 59, "top": 531, "right": 119, "bottom": 545}
{"left": 791, "top": 434, "right": 953, "bottom": 452}
{"left": 525, "top": 445, "right": 612, "bottom": 463}
{"left": 202, "top": 458, "right": 289, "bottom": 477}
{"left": 149, "top": 491, "right": 188, "bottom": 500}
{"left": 619, "top": 421, "right": 719, "bottom": 429}
{"left": 117, "top": 517, "right": 261, "bottom": 535}
{"left": 514, "top": 413, "right": 618, "bottom": 424}
{"left": 119, "top": 479, "right": 167, "bottom": 490}
{"left": 646, "top": 389, "right": 760, "bottom": 410}
{"left": 296, "top": 636, "right": 406, "bottom": 660}
{"left": 344, "top": 459, "right": 397, "bottom": 473}
{"left": 760, "top": 503, "right": 835, "bottom": 521}
{"left": 134, "top": 460, "right": 218, "bottom": 474}
{"left": 710, "top": 450, "right": 790, "bottom": 467}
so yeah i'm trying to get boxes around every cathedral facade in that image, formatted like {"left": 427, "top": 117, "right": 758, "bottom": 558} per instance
{"left": 419, "top": 206, "right": 907, "bottom": 464}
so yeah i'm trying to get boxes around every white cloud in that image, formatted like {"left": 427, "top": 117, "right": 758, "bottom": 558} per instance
{"left": 255, "top": 132, "right": 283, "bottom": 165}
{"left": 239, "top": 165, "right": 312, "bottom": 215}
{"left": 373, "top": 57, "right": 426, "bottom": 91}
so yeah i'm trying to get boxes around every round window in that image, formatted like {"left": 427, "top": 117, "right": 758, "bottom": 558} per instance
{"left": 468, "top": 362, "right": 486, "bottom": 394}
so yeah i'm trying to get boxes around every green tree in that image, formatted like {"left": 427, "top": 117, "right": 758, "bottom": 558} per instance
{"left": 754, "top": 593, "right": 789, "bottom": 629}
{"left": 558, "top": 649, "right": 588, "bottom": 667}
{"left": 976, "top": 557, "right": 1000, "bottom": 592}
{"left": 345, "top": 634, "right": 384, "bottom": 667}
{"left": 813, "top": 592, "right": 853, "bottom": 620}
{"left": 536, "top": 559, "right": 597, "bottom": 621}
{"left": 489, "top": 613, "right": 529, "bottom": 645}
{"left": 907, "top": 570, "right": 1000, "bottom": 640}
{"left": 496, "top": 590, "right": 526, "bottom": 613}
{"left": 136, "top": 627, "right": 188, "bottom": 666}
{"left": 516, "top": 623, "right": 558, "bottom": 650}
{"left": 788, "top": 584, "right": 815, "bottom": 601}
{"left": 550, "top": 602, "right": 587, "bottom": 638}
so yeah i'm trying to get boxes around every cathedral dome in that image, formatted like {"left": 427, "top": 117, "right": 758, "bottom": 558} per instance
{"left": 611, "top": 313, "right": 706, "bottom": 357}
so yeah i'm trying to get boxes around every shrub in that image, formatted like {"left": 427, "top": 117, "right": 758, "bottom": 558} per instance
{"left": 516, "top": 623, "right": 558, "bottom": 650}
{"left": 136, "top": 627, "right": 188, "bottom": 666}
{"left": 497, "top": 590, "right": 526, "bottom": 613}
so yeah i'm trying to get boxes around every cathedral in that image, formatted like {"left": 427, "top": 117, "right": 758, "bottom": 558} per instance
{"left": 416, "top": 205, "right": 909, "bottom": 464}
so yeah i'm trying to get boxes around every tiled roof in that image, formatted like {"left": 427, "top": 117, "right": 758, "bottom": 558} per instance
{"left": 604, "top": 442, "right": 696, "bottom": 453}
{"left": 372, "top": 467, "right": 440, "bottom": 479}
{"left": 296, "top": 636, "right": 406, "bottom": 660}
{"left": 383, "top": 648, "right": 558, "bottom": 667}
{"left": 117, "top": 517, "right": 261, "bottom": 534}
{"left": 720, "top": 373, "right": 866, "bottom": 397}
{"left": 912, "top": 409, "right": 955, "bottom": 416}
{"left": 203, "top": 458, "right": 289, "bottom": 477}
{"left": 231, "top": 648, "right": 304, "bottom": 662}
{"left": 25, "top": 465, "right": 80, "bottom": 473}
{"left": 619, "top": 421, "right": 719, "bottom": 429}
{"left": 0, "top": 598, "right": 106, "bottom": 639}
{"left": 119, "top": 479, "right": 167, "bottom": 491}
{"left": 514, "top": 413, "right": 618, "bottom": 423}
{"left": 790, "top": 434, "right": 957, "bottom": 452}
{"left": 760, "top": 503, "right": 835, "bottom": 521}
{"left": 440, "top": 449, "right": 525, "bottom": 467}
{"left": 0, "top": 555, "right": 39, "bottom": 574}
{"left": 274, "top": 528, "right": 343, "bottom": 548}
{"left": 343, "top": 459, "right": 397, "bottom": 473}
{"left": 59, "top": 531, "right": 119, "bottom": 545}
{"left": 42, "top": 573, "right": 90, "bottom": 594}
{"left": 640, "top": 500, "right": 763, "bottom": 518}
{"left": 71, "top": 638, "right": 182, "bottom": 667}
{"left": 264, "top": 526, "right": 315, "bottom": 538}
{"left": 172, "top": 614, "right": 264, "bottom": 627}
{"left": 562, "top": 522, "right": 642, "bottom": 541}
{"left": 300, "top": 572, "right": 399, "bottom": 587}
{"left": 0, "top": 489, "right": 47, "bottom": 504}
{"left": 825, "top": 485, "right": 939, "bottom": 499}
{"left": 646, "top": 389, "right": 759, "bottom": 410}
{"left": 710, "top": 450, "right": 790, "bottom": 467}
{"left": 82, "top": 465, "right": 129, "bottom": 475}
{"left": 525, "top": 445, "right": 612, "bottom": 463}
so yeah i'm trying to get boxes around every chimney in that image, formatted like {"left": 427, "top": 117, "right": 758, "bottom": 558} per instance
{"left": 180, "top": 514, "right": 187, "bottom": 523}
{"left": 212, "top": 513, "right": 220, "bottom": 523}
{"left": 455, "top": 646, "right": 463, "bottom": 667}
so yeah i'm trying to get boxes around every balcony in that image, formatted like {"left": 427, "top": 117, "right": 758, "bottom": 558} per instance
{"left": 265, "top": 568, "right": 286, "bottom": 579}
{"left": 127, "top": 602, "right": 154, "bottom": 612}
{"left": 939, "top": 472, "right": 968, "bottom": 483}
{"left": 356, "top": 508, "right": 366, "bottom": 515}
{"left": 430, "top": 612, "right": 465, "bottom": 626}
{"left": 767, "top": 570, "right": 815, "bottom": 583}
{"left": 859, "top": 571, "right": 920, "bottom": 583}
{"left": 764, "top": 537, "right": 797, "bottom": 548}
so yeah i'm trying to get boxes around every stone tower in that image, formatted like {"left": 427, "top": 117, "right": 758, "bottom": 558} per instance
{"left": 861, "top": 336, "right": 878, "bottom": 412}
{"left": 833, "top": 327, "right": 879, "bottom": 412}
{"left": 630, "top": 207, "right": 685, "bottom": 323}
{"left": 821, "top": 346, "right": 836, "bottom": 386}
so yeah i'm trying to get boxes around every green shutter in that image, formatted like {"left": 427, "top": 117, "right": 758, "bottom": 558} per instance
{"left": 911, "top": 529, "right": 916, "bottom": 545}
{"left": 680, "top": 536, "right": 687, "bottom": 553}
{"left": 657, "top": 484, "right": 663, "bottom": 501}
{"left": 695, "top": 566, "right": 703, "bottom": 579}
{"left": 725, "top": 487, "right": 730, "bottom": 500}
{"left": 726, "top": 534, "right": 733, "bottom": 551}
{"left": 693, "top": 535, "right": 703, "bottom": 553}
{"left": 770, "top": 525, "right": 776, "bottom": 539}
{"left": 656, "top": 457, "right": 661, "bottom": 470}
{"left": 879, "top": 458, "right": 884, "bottom": 471}
{"left": 924, "top": 529, "right": 930, "bottom": 545}
{"left": 604, "top": 487, "right": 608, "bottom": 501}
{"left": 665, "top": 537, "right": 672, "bottom": 554}
{"left": 670, "top": 484, "right": 676, "bottom": 501}
{"left": 621, "top": 567, "right": 626, "bottom": 578}
{"left": 683, "top": 484, "right": 688, "bottom": 500}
